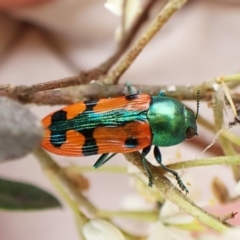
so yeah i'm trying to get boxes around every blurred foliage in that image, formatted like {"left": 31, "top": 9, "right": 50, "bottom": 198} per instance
{"left": 0, "top": 177, "right": 61, "bottom": 210}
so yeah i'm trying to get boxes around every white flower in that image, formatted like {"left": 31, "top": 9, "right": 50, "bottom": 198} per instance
{"left": 160, "top": 200, "right": 194, "bottom": 225}
{"left": 199, "top": 228, "right": 240, "bottom": 240}
{"left": 148, "top": 173, "right": 210, "bottom": 240}
{"left": 82, "top": 219, "right": 125, "bottom": 240}
{"left": 105, "top": 0, "right": 142, "bottom": 18}
{"left": 148, "top": 221, "right": 194, "bottom": 240}
{"left": 104, "top": 0, "right": 123, "bottom": 16}
{"left": 105, "top": 0, "right": 142, "bottom": 40}
{"left": 121, "top": 193, "right": 155, "bottom": 211}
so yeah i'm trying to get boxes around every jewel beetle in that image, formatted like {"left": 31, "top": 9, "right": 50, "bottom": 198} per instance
{"left": 41, "top": 91, "right": 199, "bottom": 193}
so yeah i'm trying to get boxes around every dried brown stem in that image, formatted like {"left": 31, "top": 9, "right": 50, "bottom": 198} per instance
{"left": 9, "top": 0, "right": 158, "bottom": 95}
{"left": 97, "top": 0, "right": 158, "bottom": 74}
{"left": 186, "top": 137, "right": 224, "bottom": 156}
{"left": 124, "top": 151, "right": 229, "bottom": 232}
{"left": 1, "top": 81, "right": 212, "bottom": 105}
{"left": 2, "top": 83, "right": 209, "bottom": 105}
{"left": 104, "top": 0, "right": 188, "bottom": 84}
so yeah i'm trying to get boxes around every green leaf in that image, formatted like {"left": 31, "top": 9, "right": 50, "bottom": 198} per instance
{"left": 0, "top": 178, "right": 61, "bottom": 210}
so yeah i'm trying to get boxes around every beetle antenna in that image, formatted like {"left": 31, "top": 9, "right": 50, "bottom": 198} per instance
{"left": 195, "top": 90, "right": 200, "bottom": 119}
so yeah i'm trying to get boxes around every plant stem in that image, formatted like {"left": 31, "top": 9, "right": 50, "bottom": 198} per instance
{"left": 124, "top": 152, "right": 229, "bottom": 233}
{"left": 104, "top": 0, "right": 188, "bottom": 84}
{"left": 168, "top": 155, "right": 240, "bottom": 170}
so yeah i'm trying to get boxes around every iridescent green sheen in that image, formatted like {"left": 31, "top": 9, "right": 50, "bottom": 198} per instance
{"left": 147, "top": 93, "right": 197, "bottom": 147}
{"left": 49, "top": 109, "right": 148, "bottom": 133}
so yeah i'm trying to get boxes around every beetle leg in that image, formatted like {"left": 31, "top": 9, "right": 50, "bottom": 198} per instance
{"left": 142, "top": 145, "right": 153, "bottom": 187}
{"left": 125, "top": 82, "right": 141, "bottom": 95}
{"left": 93, "top": 153, "right": 117, "bottom": 168}
{"left": 153, "top": 146, "right": 188, "bottom": 193}
{"left": 126, "top": 82, "right": 133, "bottom": 94}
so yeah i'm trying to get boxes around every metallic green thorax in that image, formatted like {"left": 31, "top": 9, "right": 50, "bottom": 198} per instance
{"left": 147, "top": 94, "right": 197, "bottom": 147}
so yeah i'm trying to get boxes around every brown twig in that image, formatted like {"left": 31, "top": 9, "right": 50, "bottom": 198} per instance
{"left": 3, "top": 77, "right": 240, "bottom": 107}
{"left": 104, "top": 0, "right": 188, "bottom": 84}
{"left": 186, "top": 137, "right": 224, "bottom": 156}
{"left": 97, "top": 0, "right": 159, "bottom": 74}
{"left": 7, "top": 0, "right": 158, "bottom": 96}
{"left": 124, "top": 151, "right": 229, "bottom": 233}
{"left": 2, "top": 82, "right": 211, "bottom": 105}
{"left": 8, "top": 0, "right": 185, "bottom": 96}
{"left": 0, "top": 18, "right": 26, "bottom": 64}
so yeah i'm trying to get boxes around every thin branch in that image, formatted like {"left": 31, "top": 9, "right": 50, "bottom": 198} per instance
{"left": 168, "top": 155, "right": 240, "bottom": 170}
{"left": 33, "top": 147, "right": 98, "bottom": 216}
{"left": 33, "top": 147, "right": 89, "bottom": 239}
{"left": 97, "top": 0, "right": 158, "bottom": 74}
{"left": 2, "top": 82, "right": 209, "bottom": 105}
{"left": 6, "top": 1, "right": 158, "bottom": 96}
{"left": 104, "top": 0, "right": 188, "bottom": 84}
{"left": 3, "top": 72, "right": 240, "bottom": 105}
{"left": 212, "top": 90, "right": 240, "bottom": 182}
{"left": 124, "top": 151, "right": 229, "bottom": 233}
{"left": 121, "top": 0, "right": 127, "bottom": 36}
{"left": 185, "top": 137, "right": 224, "bottom": 156}
{"left": 11, "top": 74, "right": 89, "bottom": 93}
{"left": 34, "top": 147, "right": 147, "bottom": 240}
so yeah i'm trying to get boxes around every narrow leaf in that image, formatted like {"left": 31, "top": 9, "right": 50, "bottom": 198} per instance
{"left": 0, "top": 178, "right": 61, "bottom": 210}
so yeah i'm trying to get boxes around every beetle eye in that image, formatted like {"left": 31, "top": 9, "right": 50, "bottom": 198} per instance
{"left": 186, "top": 127, "right": 196, "bottom": 139}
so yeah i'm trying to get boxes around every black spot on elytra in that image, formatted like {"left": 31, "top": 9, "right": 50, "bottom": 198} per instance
{"left": 50, "top": 134, "right": 66, "bottom": 148}
{"left": 51, "top": 110, "right": 67, "bottom": 122}
{"left": 79, "top": 100, "right": 99, "bottom": 155}
{"left": 125, "top": 138, "right": 138, "bottom": 148}
{"left": 76, "top": 100, "right": 98, "bottom": 156}
{"left": 125, "top": 94, "right": 138, "bottom": 100}
{"left": 50, "top": 110, "right": 67, "bottom": 148}
{"left": 81, "top": 128, "right": 98, "bottom": 155}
